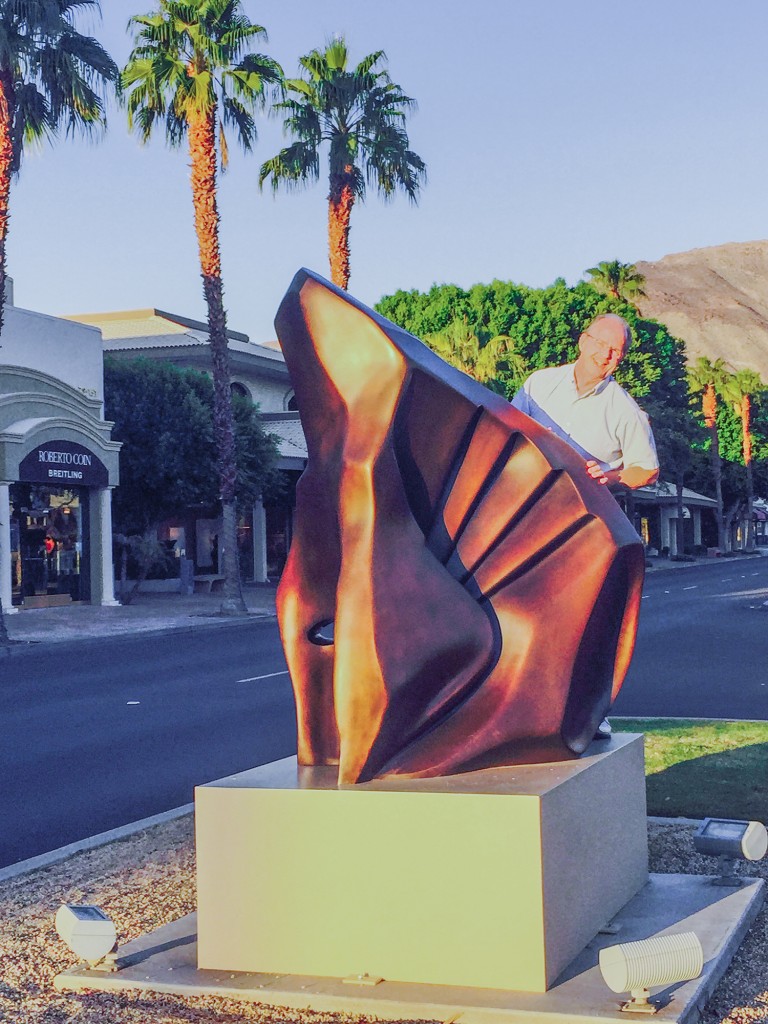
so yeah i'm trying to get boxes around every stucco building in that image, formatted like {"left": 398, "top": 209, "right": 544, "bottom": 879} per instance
{"left": 1, "top": 289, "right": 120, "bottom": 610}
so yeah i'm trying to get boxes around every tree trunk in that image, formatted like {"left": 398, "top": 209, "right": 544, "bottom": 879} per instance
{"left": 741, "top": 396, "right": 755, "bottom": 552}
{"left": 188, "top": 111, "right": 246, "bottom": 615}
{"left": 703, "top": 385, "right": 726, "bottom": 551}
{"left": 328, "top": 168, "right": 355, "bottom": 289}
{"left": 0, "top": 71, "right": 15, "bottom": 334}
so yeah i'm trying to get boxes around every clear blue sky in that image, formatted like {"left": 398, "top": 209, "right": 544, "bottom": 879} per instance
{"left": 8, "top": 0, "right": 768, "bottom": 343}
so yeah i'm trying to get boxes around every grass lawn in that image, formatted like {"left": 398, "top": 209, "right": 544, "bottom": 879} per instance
{"left": 612, "top": 718, "right": 768, "bottom": 821}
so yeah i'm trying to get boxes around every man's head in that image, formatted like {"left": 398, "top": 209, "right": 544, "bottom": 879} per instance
{"left": 577, "top": 314, "right": 631, "bottom": 382}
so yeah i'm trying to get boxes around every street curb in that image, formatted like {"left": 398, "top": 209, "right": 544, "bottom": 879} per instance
{"left": 3, "top": 611, "right": 277, "bottom": 656}
{"left": 0, "top": 803, "right": 194, "bottom": 884}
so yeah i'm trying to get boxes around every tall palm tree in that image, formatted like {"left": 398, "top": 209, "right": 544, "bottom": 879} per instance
{"left": 0, "top": 0, "right": 117, "bottom": 332}
{"left": 122, "top": 0, "right": 281, "bottom": 615}
{"left": 0, "top": 0, "right": 115, "bottom": 646}
{"left": 720, "top": 367, "right": 763, "bottom": 551}
{"left": 688, "top": 356, "right": 728, "bottom": 551}
{"left": 259, "top": 36, "right": 426, "bottom": 290}
{"left": 585, "top": 260, "right": 646, "bottom": 306}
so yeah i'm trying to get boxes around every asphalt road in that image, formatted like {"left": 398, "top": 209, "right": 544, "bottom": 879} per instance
{"left": 2, "top": 557, "right": 767, "bottom": 869}
{"left": 613, "top": 557, "right": 768, "bottom": 719}
{"left": 1, "top": 620, "right": 294, "bottom": 869}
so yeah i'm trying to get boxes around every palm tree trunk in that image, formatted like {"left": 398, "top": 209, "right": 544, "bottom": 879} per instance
{"left": 0, "top": 71, "right": 15, "bottom": 334}
{"left": 328, "top": 169, "right": 355, "bottom": 289}
{"left": 703, "top": 385, "right": 727, "bottom": 552}
{"left": 188, "top": 111, "right": 246, "bottom": 615}
{"left": 741, "top": 396, "right": 755, "bottom": 552}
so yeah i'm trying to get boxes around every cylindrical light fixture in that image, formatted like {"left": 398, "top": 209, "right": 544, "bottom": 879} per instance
{"left": 599, "top": 931, "right": 703, "bottom": 1013}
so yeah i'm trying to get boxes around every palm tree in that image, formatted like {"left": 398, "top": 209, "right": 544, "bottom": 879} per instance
{"left": 0, "top": 0, "right": 115, "bottom": 646}
{"left": 426, "top": 318, "right": 528, "bottom": 389}
{"left": 720, "top": 368, "right": 763, "bottom": 551}
{"left": 0, "top": 0, "right": 117, "bottom": 331}
{"left": 122, "top": 0, "right": 281, "bottom": 615}
{"left": 259, "top": 36, "right": 426, "bottom": 290}
{"left": 585, "top": 260, "right": 646, "bottom": 306}
{"left": 688, "top": 356, "right": 728, "bottom": 551}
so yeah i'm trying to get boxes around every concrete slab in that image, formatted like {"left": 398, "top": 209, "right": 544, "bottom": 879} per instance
{"left": 56, "top": 873, "right": 764, "bottom": 1023}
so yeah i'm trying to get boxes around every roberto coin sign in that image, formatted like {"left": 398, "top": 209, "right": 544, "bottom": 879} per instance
{"left": 19, "top": 441, "right": 108, "bottom": 487}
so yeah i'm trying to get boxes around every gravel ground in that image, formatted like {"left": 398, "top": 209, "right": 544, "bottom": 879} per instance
{"left": 1, "top": 819, "right": 766, "bottom": 1024}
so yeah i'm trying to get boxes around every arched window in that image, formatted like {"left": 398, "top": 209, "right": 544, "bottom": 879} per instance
{"left": 284, "top": 390, "right": 298, "bottom": 411}
{"left": 230, "top": 381, "right": 250, "bottom": 401}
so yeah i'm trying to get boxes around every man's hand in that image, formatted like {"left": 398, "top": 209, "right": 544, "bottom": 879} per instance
{"left": 585, "top": 460, "right": 609, "bottom": 485}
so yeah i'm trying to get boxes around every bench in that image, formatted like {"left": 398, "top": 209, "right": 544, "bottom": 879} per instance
{"left": 193, "top": 574, "right": 226, "bottom": 594}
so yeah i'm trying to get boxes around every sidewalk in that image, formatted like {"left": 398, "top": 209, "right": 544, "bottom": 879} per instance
{"left": 3, "top": 583, "right": 277, "bottom": 646}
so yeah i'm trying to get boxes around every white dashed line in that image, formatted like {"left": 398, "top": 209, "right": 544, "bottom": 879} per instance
{"left": 126, "top": 701, "right": 140, "bottom": 706}
{"left": 683, "top": 586, "right": 697, "bottom": 591}
{"left": 236, "top": 670, "right": 290, "bottom": 683}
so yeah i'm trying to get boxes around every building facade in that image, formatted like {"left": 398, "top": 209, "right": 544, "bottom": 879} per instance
{"left": 65, "top": 308, "right": 307, "bottom": 584}
{"left": 1, "top": 296, "right": 120, "bottom": 611}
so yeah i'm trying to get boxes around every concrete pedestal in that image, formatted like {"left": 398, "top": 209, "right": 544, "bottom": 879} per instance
{"left": 196, "top": 734, "right": 647, "bottom": 992}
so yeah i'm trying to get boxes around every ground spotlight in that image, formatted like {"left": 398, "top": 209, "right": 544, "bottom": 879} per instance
{"left": 599, "top": 931, "right": 703, "bottom": 1014}
{"left": 54, "top": 904, "right": 118, "bottom": 971}
{"left": 693, "top": 818, "right": 768, "bottom": 886}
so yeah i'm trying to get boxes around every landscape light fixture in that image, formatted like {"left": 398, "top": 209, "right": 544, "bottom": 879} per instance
{"left": 54, "top": 904, "right": 118, "bottom": 971}
{"left": 598, "top": 931, "right": 704, "bottom": 1014}
{"left": 692, "top": 818, "right": 768, "bottom": 886}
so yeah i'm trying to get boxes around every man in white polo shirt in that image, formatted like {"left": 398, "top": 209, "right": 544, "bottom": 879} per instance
{"left": 512, "top": 312, "right": 658, "bottom": 737}
{"left": 512, "top": 313, "right": 659, "bottom": 491}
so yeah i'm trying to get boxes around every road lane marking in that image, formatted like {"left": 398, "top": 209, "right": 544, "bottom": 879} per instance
{"left": 236, "top": 670, "right": 289, "bottom": 683}
{"left": 683, "top": 586, "right": 697, "bottom": 591}
{"left": 664, "top": 590, "right": 670, "bottom": 594}
{"left": 126, "top": 701, "right": 140, "bottom": 706}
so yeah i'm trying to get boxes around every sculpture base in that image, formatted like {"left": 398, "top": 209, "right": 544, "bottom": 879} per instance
{"left": 195, "top": 734, "right": 647, "bottom": 992}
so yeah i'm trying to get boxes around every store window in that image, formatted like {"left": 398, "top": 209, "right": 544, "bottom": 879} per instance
{"left": 10, "top": 484, "right": 89, "bottom": 605}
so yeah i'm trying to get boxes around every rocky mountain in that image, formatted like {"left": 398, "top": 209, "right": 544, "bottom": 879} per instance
{"left": 634, "top": 240, "right": 768, "bottom": 381}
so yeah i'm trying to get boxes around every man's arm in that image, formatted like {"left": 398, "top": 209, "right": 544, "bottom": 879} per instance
{"left": 585, "top": 461, "right": 659, "bottom": 490}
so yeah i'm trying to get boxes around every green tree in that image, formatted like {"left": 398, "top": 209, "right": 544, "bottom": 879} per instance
{"left": 377, "top": 278, "right": 688, "bottom": 411}
{"left": 688, "top": 357, "right": 729, "bottom": 551}
{"left": 425, "top": 317, "right": 528, "bottom": 391}
{"left": 584, "top": 260, "right": 646, "bottom": 306}
{"left": 719, "top": 368, "right": 764, "bottom": 551}
{"left": 259, "top": 35, "right": 426, "bottom": 289}
{"left": 104, "top": 358, "right": 279, "bottom": 601}
{"left": 645, "top": 400, "right": 704, "bottom": 555}
{"left": 122, "top": 0, "right": 282, "bottom": 614}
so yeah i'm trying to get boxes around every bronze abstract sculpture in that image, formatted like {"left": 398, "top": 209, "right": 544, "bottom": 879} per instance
{"left": 275, "top": 270, "right": 645, "bottom": 785}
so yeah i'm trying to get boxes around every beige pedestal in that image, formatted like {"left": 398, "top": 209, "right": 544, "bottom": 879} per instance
{"left": 195, "top": 734, "right": 647, "bottom": 993}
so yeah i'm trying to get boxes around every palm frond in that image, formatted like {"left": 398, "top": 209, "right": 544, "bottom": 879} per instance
{"left": 259, "top": 140, "right": 319, "bottom": 192}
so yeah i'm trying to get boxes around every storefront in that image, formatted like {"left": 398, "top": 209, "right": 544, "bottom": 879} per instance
{"left": 0, "top": 302, "right": 121, "bottom": 610}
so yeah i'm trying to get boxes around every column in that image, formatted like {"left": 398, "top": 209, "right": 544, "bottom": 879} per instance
{"left": 693, "top": 509, "right": 702, "bottom": 546}
{"left": 0, "top": 483, "right": 18, "bottom": 613}
{"left": 91, "top": 487, "right": 119, "bottom": 606}
{"left": 252, "top": 498, "right": 268, "bottom": 583}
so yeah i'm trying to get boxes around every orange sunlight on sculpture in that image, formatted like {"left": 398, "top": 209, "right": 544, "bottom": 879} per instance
{"left": 275, "top": 270, "right": 645, "bottom": 785}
